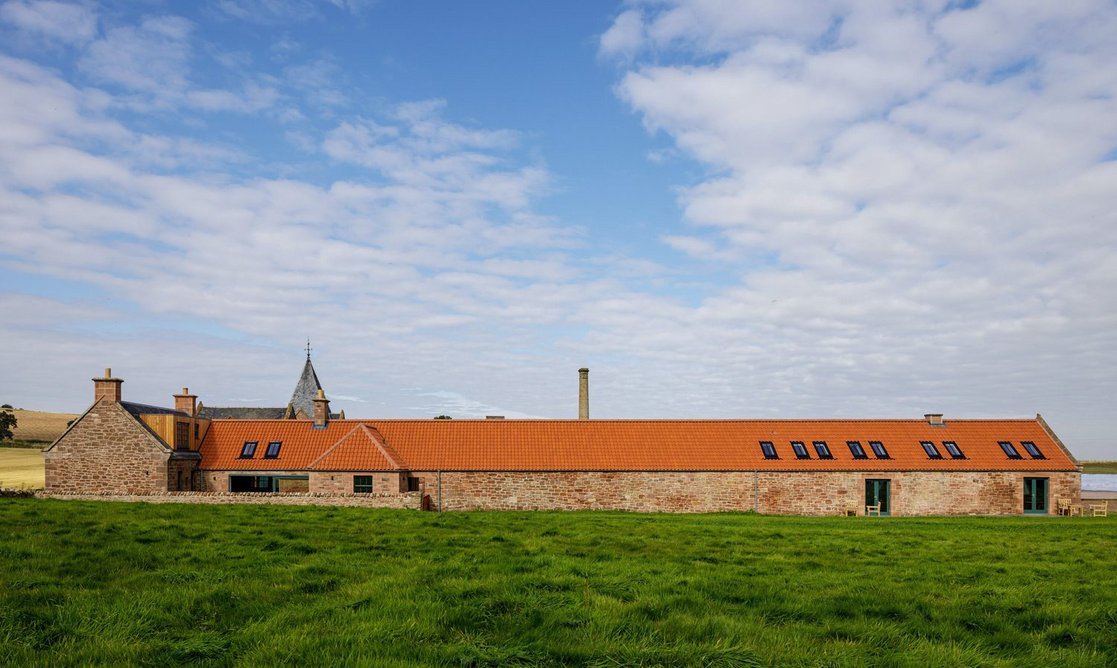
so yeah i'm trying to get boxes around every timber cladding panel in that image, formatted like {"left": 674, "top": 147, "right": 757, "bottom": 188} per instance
{"left": 411, "top": 470, "right": 1081, "bottom": 515}
{"left": 43, "top": 400, "right": 171, "bottom": 494}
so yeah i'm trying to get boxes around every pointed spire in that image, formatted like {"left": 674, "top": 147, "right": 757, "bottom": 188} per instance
{"left": 288, "top": 355, "right": 324, "bottom": 420}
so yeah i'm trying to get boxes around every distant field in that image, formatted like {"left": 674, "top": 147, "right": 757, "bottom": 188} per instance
{"left": 5, "top": 409, "right": 77, "bottom": 445}
{"left": 0, "top": 501, "right": 1114, "bottom": 666}
{"left": 1082, "top": 461, "right": 1117, "bottom": 474}
{"left": 0, "top": 448, "right": 44, "bottom": 489}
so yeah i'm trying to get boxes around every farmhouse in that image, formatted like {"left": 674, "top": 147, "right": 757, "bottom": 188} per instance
{"left": 44, "top": 364, "right": 1081, "bottom": 515}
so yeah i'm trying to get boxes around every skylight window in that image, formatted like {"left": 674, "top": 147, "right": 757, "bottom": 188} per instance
{"left": 1020, "top": 441, "right": 1045, "bottom": 459}
{"left": 847, "top": 441, "right": 868, "bottom": 459}
{"left": 942, "top": 441, "right": 965, "bottom": 459}
{"left": 813, "top": 441, "right": 833, "bottom": 459}
{"left": 791, "top": 441, "right": 810, "bottom": 459}
{"left": 264, "top": 441, "right": 282, "bottom": 459}
{"left": 869, "top": 441, "right": 890, "bottom": 459}
{"left": 760, "top": 441, "right": 779, "bottom": 459}
{"left": 920, "top": 441, "right": 942, "bottom": 459}
{"left": 998, "top": 441, "right": 1023, "bottom": 459}
{"left": 239, "top": 441, "right": 257, "bottom": 459}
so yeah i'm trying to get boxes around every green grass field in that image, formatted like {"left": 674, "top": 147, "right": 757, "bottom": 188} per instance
{"left": 1, "top": 501, "right": 1114, "bottom": 666}
{"left": 1082, "top": 461, "right": 1117, "bottom": 474}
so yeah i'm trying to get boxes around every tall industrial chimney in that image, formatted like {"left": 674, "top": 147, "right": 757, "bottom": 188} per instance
{"left": 578, "top": 368, "right": 589, "bottom": 420}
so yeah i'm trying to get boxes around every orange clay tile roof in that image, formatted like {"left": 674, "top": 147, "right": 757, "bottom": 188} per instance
{"left": 198, "top": 418, "right": 1077, "bottom": 472}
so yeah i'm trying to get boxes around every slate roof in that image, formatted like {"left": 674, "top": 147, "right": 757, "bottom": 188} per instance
{"left": 288, "top": 358, "right": 322, "bottom": 419}
{"left": 197, "top": 406, "right": 287, "bottom": 420}
{"left": 198, "top": 417, "right": 1078, "bottom": 473}
{"left": 121, "top": 402, "right": 190, "bottom": 418}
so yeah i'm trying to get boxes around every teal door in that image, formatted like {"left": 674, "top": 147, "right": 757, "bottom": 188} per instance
{"left": 865, "top": 479, "right": 891, "bottom": 515}
{"left": 1024, "top": 477, "right": 1048, "bottom": 514}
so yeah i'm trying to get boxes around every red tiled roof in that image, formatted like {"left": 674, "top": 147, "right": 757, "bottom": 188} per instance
{"left": 198, "top": 417, "right": 1077, "bottom": 472}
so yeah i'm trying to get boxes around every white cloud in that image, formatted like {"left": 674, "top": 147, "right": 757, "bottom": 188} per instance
{"left": 0, "top": 0, "right": 97, "bottom": 44}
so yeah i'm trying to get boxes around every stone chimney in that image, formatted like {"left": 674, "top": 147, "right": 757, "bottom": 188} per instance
{"left": 313, "top": 389, "right": 330, "bottom": 428}
{"left": 174, "top": 388, "right": 197, "bottom": 416}
{"left": 578, "top": 368, "right": 589, "bottom": 420}
{"left": 93, "top": 368, "right": 123, "bottom": 403}
{"left": 925, "top": 413, "right": 944, "bottom": 426}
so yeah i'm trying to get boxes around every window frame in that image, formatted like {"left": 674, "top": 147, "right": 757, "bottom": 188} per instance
{"left": 239, "top": 441, "right": 258, "bottom": 459}
{"left": 1020, "top": 441, "right": 1045, "bottom": 459}
{"left": 264, "top": 441, "right": 282, "bottom": 459}
{"left": 353, "top": 475, "right": 373, "bottom": 494}
{"left": 998, "top": 441, "right": 1023, "bottom": 460}
{"left": 920, "top": 441, "right": 943, "bottom": 459}
{"left": 847, "top": 441, "right": 868, "bottom": 459}
{"left": 868, "top": 440, "right": 890, "bottom": 459}
{"left": 813, "top": 441, "right": 833, "bottom": 459}
{"left": 791, "top": 441, "right": 810, "bottom": 459}
{"left": 942, "top": 441, "right": 965, "bottom": 459}
{"left": 760, "top": 441, "right": 779, "bottom": 460}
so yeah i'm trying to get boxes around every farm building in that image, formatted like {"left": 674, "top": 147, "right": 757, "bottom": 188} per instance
{"left": 44, "top": 364, "right": 1081, "bottom": 515}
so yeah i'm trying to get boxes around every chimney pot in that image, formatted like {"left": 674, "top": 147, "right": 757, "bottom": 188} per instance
{"left": 578, "top": 368, "right": 589, "bottom": 420}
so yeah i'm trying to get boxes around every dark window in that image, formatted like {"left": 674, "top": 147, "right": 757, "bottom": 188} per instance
{"left": 942, "top": 441, "right": 965, "bottom": 459}
{"left": 791, "top": 441, "right": 810, "bottom": 459}
{"left": 847, "top": 441, "right": 868, "bottom": 459}
{"left": 194, "top": 423, "right": 199, "bottom": 440}
{"left": 920, "top": 441, "right": 942, "bottom": 459}
{"left": 239, "top": 441, "right": 257, "bottom": 458}
{"left": 760, "top": 441, "right": 779, "bottom": 459}
{"left": 264, "top": 441, "right": 282, "bottom": 459}
{"left": 999, "top": 441, "right": 1022, "bottom": 459}
{"left": 354, "top": 476, "right": 373, "bottom": 493}
{"left": 407, "top": 477, "right": 420, "bottom": 492}
{"left": 813, "top": 441, "right": 833, "bottom": 459}
{"left": 869, "top": 441, "right": 890, "bottom": 459}
{"left": 1020, "top": 441, "right": 1045, "bottom": 459}
{"left": 175, "top": 422, "right": 190, "bottom": 451}
{"left": 1024, "top": 477, "right": 1048, "bottom": 514}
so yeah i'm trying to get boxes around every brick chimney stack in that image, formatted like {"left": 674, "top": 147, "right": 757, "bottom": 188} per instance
{"left": 578, "top": 368, "right": 589, "bottom": 420}
{"left": 925, "top": 413, "right": 944, "bottom": 426}
{"left": 174, "top": 387, "right": 197, "bottom": 416}
{"left": 313, "top": 389, "right": 330, "bottom": 429}
{"left": 93, "top": 368, "right": 123, "bottom": 403}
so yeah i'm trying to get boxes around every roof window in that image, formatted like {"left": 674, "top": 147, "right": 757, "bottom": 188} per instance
{"left": 760, "top": 441, "right": 779, "bottom": 459}
{"left": 791, "top": 441, "right": 810, "bottom": 459}
{"left": 847, "top": 441, "right": 868, "bottom": 459}
{"left": 998, "top": 441, "right": 1023, "bottom": 459}
{"left": 813, "top": 441, "right": 833, "bottom": 459}
{"left": 942, "top": 441, "right": 965, "bottom": 459}
{"left": 920, "top": 441, "right": 942, "bottom": 459}
{"left": 239, "top": 441, "right": 257, "bottom": 459}
{"left": 868, "top": 441, "right": 890, "bottom": 459}
{"left": 1020, "top": 441, "right": 1045, "bottom": 459}
{"left": 264, "top": 441, "right": 282, "bottom": 459}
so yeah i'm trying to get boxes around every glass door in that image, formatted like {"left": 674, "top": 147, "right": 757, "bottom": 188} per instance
{"left": 1024, "top": 477, "right": 1048, "bottom": 514}
{"left": 865, "top": 479, "right": 891, "bottom": 516}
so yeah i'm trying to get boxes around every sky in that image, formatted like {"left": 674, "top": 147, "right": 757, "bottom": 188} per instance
{"left": 1, "top": 0, "right": 1114, "bottom": 459}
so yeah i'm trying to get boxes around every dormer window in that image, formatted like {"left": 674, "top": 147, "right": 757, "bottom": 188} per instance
{"left": 264, "top": 441, "right": 282, "bottom": 459}
{"left": 999, "top": 441, "right": 1023, "bottom": 459}
{"left": 760, "top": 441, "right": 779, "bottom": 459}
{"left": 847, "top": 441, "right": 868, "bottom": 459}
{"left": 791, "top": 441, "right": 810, "bottom": 459}
{"left": 868, "top": 441, "right": 890, "bottom": 459}
{"left": 1020, "top": 441, "right": 1045, "bottom": 459}
{"left": 239, "top": 441, "right": 257, "bottom": 458}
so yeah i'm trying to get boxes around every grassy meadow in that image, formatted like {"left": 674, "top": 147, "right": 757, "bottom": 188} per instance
{"left": 0, "top": 448, "right": 44, "bottom": 489}
{"left": 1081, "top": 461, "right": 1117, "bottom": 474}
{"left": 0, "top": 500, "right": 1114, "bottom": 666}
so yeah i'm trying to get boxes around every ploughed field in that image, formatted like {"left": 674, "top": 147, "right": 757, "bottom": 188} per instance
{"left": 1, "top": 500, "right": 1114, "bottom": 667}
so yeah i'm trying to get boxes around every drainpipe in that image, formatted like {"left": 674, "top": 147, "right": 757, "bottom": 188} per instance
{"left": 753, "top": 470, "right": 759, "bottom": 513}
{"left": 437, "top": 470, "right": 442, "bottom": 512}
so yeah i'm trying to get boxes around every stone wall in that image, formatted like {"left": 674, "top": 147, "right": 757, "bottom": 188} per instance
{"left": 37, "top": 490, "right": 422, "bottom": 509}
{"left": 199, "top": 470, "right": 406, "bottom": 494}
{"left": 44, "top": 400, "right": 171, "bottom": 494}
{"left": 167, "top": 457, "right": 199, "bottom": 491}
{"left": 412, "top": 469, "right": 1082, "bottom": 515}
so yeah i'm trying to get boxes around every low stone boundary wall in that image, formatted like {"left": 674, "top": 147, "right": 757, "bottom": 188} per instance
{"left": 35, "top": 490, "right": 423, "bottom": 509}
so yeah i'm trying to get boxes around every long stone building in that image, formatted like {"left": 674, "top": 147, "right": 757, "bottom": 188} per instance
{"left": 44, "top": 363, "right": 1081, "bottom": 515}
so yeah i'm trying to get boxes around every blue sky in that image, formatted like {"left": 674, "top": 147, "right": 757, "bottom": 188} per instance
{"left": 1, "top": 0, "right": 1115, "bottom": 459}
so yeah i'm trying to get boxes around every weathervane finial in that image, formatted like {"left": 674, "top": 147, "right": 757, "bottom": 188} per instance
{"left": 305, "top": 338, "right": 312, "bottom": 361}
